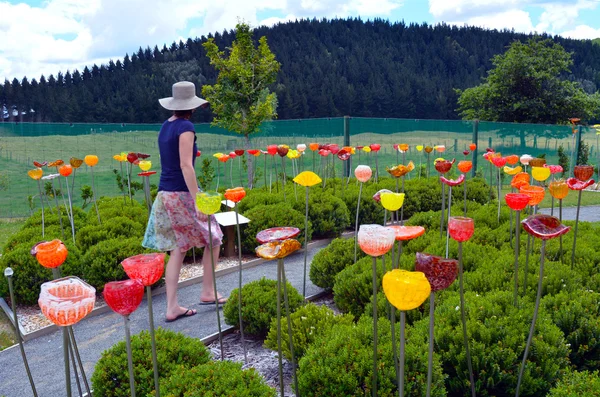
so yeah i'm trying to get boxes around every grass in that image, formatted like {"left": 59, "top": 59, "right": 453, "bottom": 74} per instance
{"left": 0, "top": 308, "right": 16, "bottom": 351}
{"left": 0, "top": 218, "right": 25, "bottom": 252}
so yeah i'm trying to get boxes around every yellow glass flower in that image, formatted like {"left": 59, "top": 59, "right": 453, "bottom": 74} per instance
{"left": 362, "top": 146, "right": 372, "bottom": 153}
{"left": 286, "top": 149, "right": 300, "bottom": 159}
{"left": 383, "top": 269, "right": 431, "bottom": 311}
{"left": 532, "top": 166, "right": 551, "bottom": 182}
{"left": 380, "top": 192, "right": 405, "bottom": 211}
{"left": 84, "top": 155, "right": 98, "bottom": 167}
{"left": 213, "top": 152, "right": 224, "bottom": 159}
{"left": 549, "top": 179, "right": 569, "bottom": 200}
{"left": 386, "top": 161, "right": 415, "bottom": 178}
{"left": 139, "top": 160, "right": 152, "bottom": 171}
{"left": 28, "top": 168, "right": 43, "bottom": 180}
{"left": 503, "top": 165, "right": 523, "bottom": 175}
{"left": 255, "top": 239, "right": 302, "bottom": 260}
{"left": 196, "top": 191, "right": 222, "bottom": 215}
{"left": 293, "top": 171, "right": 322, "bottom": 187}
{"left": 416, "top": 145, "right": 424, "bottom": 152}
{"left": 113, "top": 153, "right": 127, "bottom": 162}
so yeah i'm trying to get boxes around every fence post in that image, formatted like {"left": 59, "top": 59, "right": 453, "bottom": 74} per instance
{"left": 472, "top": 119, "right": 479, "bottom": 178}
{"left": 344, "top": 116, "right": 350, "bottom": 177}
{"left": 574, "top": 125, "right": 583, "bottom": 175}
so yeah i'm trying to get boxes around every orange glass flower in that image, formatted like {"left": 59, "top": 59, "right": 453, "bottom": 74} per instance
{"left": 520, "top": 185, "right": 545, "bottom": 207}
{"left": 457, "top": 161, "right": 472, "bottom": 174}
{"left": 505, "top": 155, "right": 519, "bottom": 165}
{"left": 33, "top": 161, "right": 47, "bottom": 168}
{"left": 357, "top": 225, "right": 395, "bottom": 257}
{"left": 32, "top": 240, "right": 68, "bottom": 268}
{"left": 247, "top": 149, "right": 260, "bottom": 156}
{"left": 309, "top": 143, "right": 319, "bottom": 151}
{"left": 548, "top": 180, "right": 569, "bottom": 200}
{"left": 218, "top": 155, "right": 230, "bottom": 163}
{"left": 48, "top": 160, "right": 64, "bottom": 167}
{"left": 122, "top": 253, "right": 166, "bottom": 286}
{"left": 69, "top": 157, "right": 84, "bottom": 168}
{"left": 424, "top": 146, "right": 433, "bottom": 154}
{"left": 293, "top": 171, "right": 322, "bottom": 187}
{"left": 59, "top": 165, "right": 72, "bottom": 177}
{"left": 383, "top": 270, "right": 431, "bottom": 311}
{"left": 511, "top": 172, "right": 531, "bottom": 190}
{"left": 28, "top": 168, "right": 43, "bottom": 180}
{"left": 255, "top": 239, "right": 302, "bottom": 260}
{"left": 84, "top": 155, "right": 98, "bottom": 167}
{"left": 387, "top": 225, "right": 425, "bottom": 241}
{"left": 224, "top": 187, "right": 246, "bottom": 203}
{"left": 386, "top": 161, "right": 414, "bottom": 178}
{"left": 399, "top": 143, "right": 409, "bottom": 152}
{"left": 574, "top": 165, "right": 594, "bottom": 182}
{"left": 39, "top": 277, "right": 95, "bottom": 326}
{"left": 469, "top": 143, "right": 477, "bottom": 151}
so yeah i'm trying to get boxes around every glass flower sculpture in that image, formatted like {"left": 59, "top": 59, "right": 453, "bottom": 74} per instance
{"left": 505, "top": 193, "right": 530, "bottom": 306}
{"left": 380, "top": 192, "right": 405, "bottom": 212}
{"left": 529, "top": 158, "right": 546, "bottom": 168}
{"left": 59, "top": 165, "right": 76, "bottom": 242}
{"left": 519, "top": 185, "right": 545, "bottom": 207}
{"left": 256, "top": 227, "right": 301, "bottom": 244}
{"left": 574, "top": 165, "right": 594, "bottom": 182}
{"left": 83, "top": 155, "right": 101, "bottom": 222}
{"left": 505, "top": 155, "right": 519, "bottom": 165}
{"left": 511, "top": 172, "right": 531, "bottom": 190}
{"left": 567, "top": 166, "right": 596, "bottom": 268}
{"left": 532, "top": 166, "right": 551, "bottom": 183}
{"left": 353, "top": 166, "right": 373, "bottom": 262}
{"left": 503, "top": 166, "right": 522, "bottom": 175}
{"left": 196, "top": 191, "right": 222, "bottom": 215}
{"left": 458, "top": 161, "right": 472, "bottom": 174}
{"left": 32, "top": 239, "right": 68, "bottom": 269}
{"left": 103, "top": 279, "right": 144, "bottom": 316}
{"left": 386, "top": 161, "right": 414, "bottom": 178}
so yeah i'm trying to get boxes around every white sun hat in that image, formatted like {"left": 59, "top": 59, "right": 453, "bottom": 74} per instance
{"left": 158, "top": 81, "right": 208, "bottom": 111}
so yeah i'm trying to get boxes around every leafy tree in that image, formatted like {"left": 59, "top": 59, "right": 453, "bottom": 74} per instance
{"left": 457, "top": 38, "right": 600, "bottom": 124}
{"left": 201, "top": 22, "right": 280, "bottom": 187}
{"left": 558, "top": 145, "right": 569, "bottom": 176}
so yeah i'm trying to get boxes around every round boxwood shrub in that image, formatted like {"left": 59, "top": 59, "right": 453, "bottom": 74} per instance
{"left": 2, "top": 224, "right": 64, "bottom": 255}
{"left": 24, "top": 205, "right": 87, "bottom": 230}
{"left": 236, "top": 189, "right": 284, "bottom": 214}
{"left": 0, "top": 240, "right": 82, "bottom": 304}
{"left": 160, "top": 360, "right": 276, "bottom": 396}
{"left": 87, "top": 197, "right": 148, "bottom": 226}
{"left": 309, "top": 237, "right": 365, "bottom": 289}
{"left": 290, "top": 190, "right": 350, "bottom": 238}
{"left": 240, "top": 203, "right": 311, "bottom": 254}
{"left": 223, "top": 277, "right": 305, "bottom": 336}
{"left": 547, "top": 370, "right": 600, "bottom": 396}
{"left": 297, "top": 315, "right": 447, "bottom": 396}
{"left": 76, "top": 216, "right": 146, "bottom": 252}
{"left": 91, "top": 327, "right": 210, "bottom": 397}
{"left": 411, "top": 290, "right": 569, "bottom": 396}
{"left": 264, "top": 302, "right": 354, "bottom": 360}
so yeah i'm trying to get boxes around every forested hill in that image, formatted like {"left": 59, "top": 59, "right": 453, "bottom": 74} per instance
{"left": 2, "top": 18, "right": 600, "bottom": 123}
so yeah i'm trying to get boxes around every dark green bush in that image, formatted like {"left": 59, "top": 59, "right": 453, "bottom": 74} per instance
{"left": 0, "top": 240, "right": 82, "bottom": 304}
{"left": 223, "top": 277, "right": 305, "bottom": 336}
{"left": 411, "top": 290, "right": 569, "bottom": 396}
{"left": 81, "top": 237, "right": 155, "bottom": 292}
{"left": 240, "top": 203, "right": 311, "bottom": 254}
{"left": 547, "top": 370, "right": 600, "bottom": 396}
{"left": 87, "top": 197, "right": 148, "bottom": 226}
{"left": 160, "top": 360, "right": 276, "bottom": 396}
{"left": 264, "top": 302, "right": 354, "bottom": 360}
{"left": 24, "top": 205, "right": 87, "bottom": 230}
{"left": 309, "top": 237, "right": 364, "bottom": 289}
{"left": 298, "top": 315, "right": 447, "bottom": 396}
{"left": 91, "top": 328, "right": 210, "bottom": 397}
{"left": 333, "top": 255, "right": 383, "bottom": 318}
{"left": 2, "top": 224, "right": 63, "bottom": 255}
{"left": 76, "top": 216, "right": 146, "bottom": 252}
{"left": 290, "top": 190, "right": 350, "bottom": 238}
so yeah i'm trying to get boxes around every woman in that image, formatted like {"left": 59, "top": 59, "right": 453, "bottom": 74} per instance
{"left": 143, "top": 81, "right": 225, "bottom": 322}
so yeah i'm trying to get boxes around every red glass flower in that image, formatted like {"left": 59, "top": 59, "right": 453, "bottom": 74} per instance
{"left": 103, "top": 279, "right": 144, "bottom": 316}
{"left": 137, "top": 153, "right": 150, "bottom": 159}
{"left": 567, "top": 177, "right": 595, "bottom": 191}
{"left": 440, "top": 174, "right": 465, "bottom": 187}
{"left": 121, "top": 253, "right": 166, "bottom": 287}
{"left": 369, "top": 144, "right": 381, "bottom": 152}
{"left": 434, "top": 159, "right": 455, "bottom": 174}
{"left": 33, "top": 161, "right": 48, "bottom": 167}
{"left": 318, "top": 149, "right": 330, "bottom": 157}
{"left": 277, "top": 145, "right": 289, "bottom": 157}
{"left": 574, "top": 165, "right": 594, "bottom": 182}
{"left": 196, "top": 150, "right": 201, "bottom": 157}
{"left": 224, "top": 187, "right": 246, "bottom": 203}
{"left": 127, "top": 152, "right": 138, "bottom": 163}
{"left": 463, "top": 150, "right": 470, "bottom": 156}
{"left": 39, "top": 277, "right": 96, "bottom": 326}
{"left": 32, "top": 240, "right": 68, "bottom": 268}
{"left": 511, "top": 172, "right": 531, "bottom": 190}
{"left": 448, "top": 216, "right": 474, "bottom": 242}
{"left": 328, "top": 144, "right": 340, "bottom": 155}
{"left": 337, "top": 149, "right": 351, "bottom": 161}
{"left": 267, "top": 145, "right": 278, "bottom": 156}
{"left": 235, "top": 149, "right": 245, "bottom": 156}
{"left": 247, "top": 149, "right": 260, "bottom": 156}
{"left": 387, "top": 225, "right": 426, "bottom": 241}
{"left": 505, "top": 155, "right": 519, "bottom": 165}
{"left": 519, "top": 185, "right": 545, "bottom": 206}
{"left": 491, "top": 156, "right": 507, "bottom": 168}
{"left": 256, "top": 227, "right": 301, "bottom": 244}
{"left": 138, "top": 171, "right": 157, "bottom": 177}
{"left": 229, "top": 152, "right": 237, "bottom": 159}
{"left": 457, "top": 161, "right": 472, "bottom": 174}
{"left": 505, "top": 193, "right": 530, "bottom": 211}
{"left": 521, "top": 214, "right": 570, "bottom": 240}
{"left": 414, "top": 252, "right": 458, "bottom": 292}
{"left": 218, "top": 155, "right": 230, "bottom": 163}
{"left": 373, "top": 189, "right": 393, "bottom": 203}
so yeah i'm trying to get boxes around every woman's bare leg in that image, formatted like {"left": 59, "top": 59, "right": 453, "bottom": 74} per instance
{"left": 166, "top": 248, "right": 196, "bottom": 319}
{"left": 200, "top": 244, "right": 226, "bottom": 302}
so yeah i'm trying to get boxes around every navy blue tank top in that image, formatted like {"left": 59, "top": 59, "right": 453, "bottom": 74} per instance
{"left": 157, "top": 118, "right": 197, "bottom": 192}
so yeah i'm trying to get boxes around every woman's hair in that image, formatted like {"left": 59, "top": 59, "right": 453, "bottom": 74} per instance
{"left": 173, "top": 109, "right": 194, "bottom": 119}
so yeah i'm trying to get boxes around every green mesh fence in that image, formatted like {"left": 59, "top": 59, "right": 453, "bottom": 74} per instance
{"left": 0, "top": 118, "right": 596, "bottom": 218}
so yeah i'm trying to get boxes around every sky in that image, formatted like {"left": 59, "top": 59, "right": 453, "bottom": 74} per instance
{"left": 0, "top": 0, "right": 599, "bottom": 82}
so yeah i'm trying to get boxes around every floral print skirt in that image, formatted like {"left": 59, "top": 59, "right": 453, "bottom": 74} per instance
{"left": 142, "top": 191, "right": 223, "bottom": 252}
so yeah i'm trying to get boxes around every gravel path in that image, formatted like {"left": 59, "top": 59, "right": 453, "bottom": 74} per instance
{"left": 539, "top": 205, "right": 600, "bottom": 222}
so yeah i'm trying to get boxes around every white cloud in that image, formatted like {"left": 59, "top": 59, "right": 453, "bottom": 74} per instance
{"left": 560, "top": 24, "right": 600, "bottom": 39}
{"left": 448, "top": 9, "right": 535, "bottom": 33}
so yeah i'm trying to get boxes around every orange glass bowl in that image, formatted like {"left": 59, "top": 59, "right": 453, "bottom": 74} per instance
{"left": 103, "top": 279, "right": 145, "bottom": 316}
{"left": 457, "top": 161, "right": 472, "bottom": 174}
{"left": 521, "top": 214, "right": 570, "bottom": 240}
{"left": 399, "top": 143, "right": 409, "bottom": 152}
{"left": 33, "top": 240, "right": 68, "bottom": 268}
{"left": 519, "top": 185, "right": 545, "bottom": 207}
{"left": 511, "top": 172, "right": 531, "bottom": 190}
{"left": 357, "top": 225, "right": 395, "bottom": 257}
{"left": 505, "top": 193, "right": 531, "bottom": 211}
{"left": 414, "top": 252, "right": 458, "bottom": 292}
{"left": 59, "top": 164, "right": 73, "bottom": 177}
{"left": 121, "top": 253, "right": 166, "bottom": 287}
{"left": 548, "top": 180, "right": 569, "bottom": 200}
{"left": 224, "top": 187, "right": 246, "bottom": 203}
{"left": 448, "top": 216, "right": 474, "bottom": 242}
{"left": 355, "top": 165, "right": 373, "bottom": 183}
{"left": 387, "top": 225, "right": 426, "bottom": 241}
{"left": 469, "top": 143, "right": 477, "bottom": 151}
{"left": 424, "top": 146, "right": 433, "bottom": 154}
{"left": 309, "top": 143, "right": 319, "bottom": 152}
{"left": 574, "top": 165, "right": 594, "bottom": 182}
{"left": 38, "top": 277, "right": 96, "bottom": 326}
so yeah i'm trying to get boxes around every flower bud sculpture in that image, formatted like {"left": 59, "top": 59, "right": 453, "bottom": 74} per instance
{"left": 448, "top": 216, "right": 476, "bottom": 397}
{"left": 353, "top": 165, "right": 373, "bottom": 263}
{"left": 516, "top": 215, "right": 570, "bottom": 397}
{"left": 84, "top": 154, "right": 101, "bottom": 223}
{"left": 28, "top": 168, "right": 46, "bottom": 237}
{"left": 386, "top": 161, "right": 414, "bottom": 223}
{"left": 568, "top": 166, "right": 595, "bottom": 268}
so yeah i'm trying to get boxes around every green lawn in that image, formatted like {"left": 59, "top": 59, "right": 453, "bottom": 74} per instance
{"left": 0, "top": 309, "right": 15, "bottom": 351}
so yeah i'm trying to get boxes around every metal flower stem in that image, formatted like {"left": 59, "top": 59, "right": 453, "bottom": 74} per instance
{"left": 264, "top": 154, "right": 268, "bottom": 190}
{"left": 374, "top": 152, "right": 379, "bottom": 183}
{"left": 234, "top": 204, "right": 248, "bottom": 362}
{"left": 371, "top": 255, "right": 378, "bottom": 397}
{"left": 293, "top": 159, "right": 298, "bottom": 201}
{"left": 354, "top": 183, "right": 363, "bottom": 263}
{"left": 216, "top": 161, "right": 220, "bottom": 191}
{"left": 70, "top": 168, "right": 77, "bottom": 200}
{"left": 5, "top": 270, "right": 38, "bottom": 397}
{"left": 90, "top": 167, "right": 101, "bottom": 224}
{"left": 571, "top": 190, "right": 583, "bottom": 269}
{"left": 56, "top": 166, "right": 70, "bottom": 216}
{"left": 280, "top": 260, "right": 299, "bottom": 396}
{"left": 64, "top": 176, "right": 76, "bottom": 244}
{"left": 322, "top": 157, "right": 327, "bottom": 189}
{"left": 524, "top": 205, "right": 537, "bottom": 296}
{"left": 273, "top": 156, "right": 279, "bottom": 193}
{"left": 146, "top": 286, "right": 160, "bottom": 396}
{"left": 62, "top": 325, "right": 72, "bottom": 397}
{"left": 280, "top": 157, "right": 287, "bottom": 201}
{"left": 303, "top": 186, "right": 310, "bottom": 297}
{"left": 143, "top": 177, "right": 152, "bottom": 213}
{"left": 419, "top": 156, "right": 422, "bottom": 179}
{"left": 513, "top": 210, "right": 521, "bottom": 307}
{"left": 446, "top": 186, "right": 453, "bottom": 259}
{"left": 399, "top": 311, "right": 406, "bottom": 397}
{"left": 50, "top": 180, "right": 66, "bottom": 239}
{"left": 238, "top": 156, "right": 243, "bottom": 188}
{"left": 497, "top": 168, "right": 501, "bottom": 223}
{"left": 516, "top": 240, "right": 547, "bottom": 397}
{"left": 400, "top": 176, "right": 405, "bottom": 225}
{"left": 207, "top": 219, "right": 224, "bottom": 360}
{"left": 126, "top": 163, "right": 133, "bottom": 204}
{"left": 276, "top": 258, "right": 284, "bottom": 397}
{"left": 427, "top": 153, "right": 431, "bottom": 178}
{"left": 463, "top": 177, "right": 468, "bottom": 216}
{"left": 68, "top": 327, "right": 91, "bottom": 396}
{"left": 459, "top": 242, "right": 476, "bottom": 397}
{"left": 559, "top": 200, "right": 564, "bottom": 263}
{"left": 67, "top": 332, "right": 83, "bottom": 397}
{"left": 120, "top": 162, "right": 127, "bottom": 203}
{"left": 230, "top": 159, "right": 234, "bottom": 187}
{"left": 489, "top": 162, "right": 493, "bottom": 204}
{"left": 426, "top": 292, "right": 435, "bottom": 397}
{"left": 312, "top": 151, "right": 316, "bottom": 172}
{"left": 36, "top": 180, "right": 45, "bottom": 237}
{"left": 124, "top": 315, "right": 136, "bottom": 397}
{"left": 440, "top": 180, "right": 446, "bottom": 239}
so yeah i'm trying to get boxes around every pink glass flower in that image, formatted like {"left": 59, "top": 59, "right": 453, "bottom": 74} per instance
{"left": 491, "top": 156, "right": 507, "bottom": 168}
{"left": 544, "top": 164, "right": 563, "bottom": 175}
{"left": 318, "top": 149, "right": 330, "bottom": 157}
{"left": 328, "top": 144, "right": 340, "bottom": 155}
{"left": 521, "top": 214, "right": 570, "bottom": 240}
{"left": 39, "top": 277, "right": 96, "bottom": 326}
{"left": 357, "top": 225, "right": 395, "bottom": 256}
{"left": 567, "top": 177, "right": 595, "bottom": 191}
{"left": 373, "top": 189, "right": 393, "bottom": 203}
{"left": 414, "top": 252, "right": 458, "bottom": 292}
{"left": 355, "top": 165, "right": 372, "bottom": 183}
{"left": 448, "top": 216, "right": 474, "bottom": 242}
{"left": 256, "top": 227, "right": 301, "bottom": 244}
{"left": 505, "top": 193, "right": 530, "bottom": 211}
{"left": 440, "top": 174, "right": 465, "bottom": 187}
{"left": 121, "top": 253, "right": 166, "bottom": 287}
{"left": 103, "top": 279, "right": 144, "bottom": 316}
{"left": 387, "top": 225, "right": 426, "bottom": 241}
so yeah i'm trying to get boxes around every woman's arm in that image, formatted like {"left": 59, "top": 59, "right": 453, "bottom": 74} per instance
{"left": 179, "top": 131, "right": 199, "bottom": 198}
